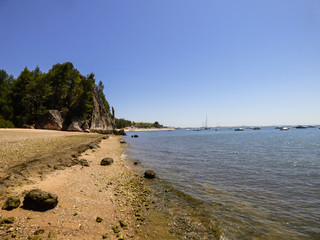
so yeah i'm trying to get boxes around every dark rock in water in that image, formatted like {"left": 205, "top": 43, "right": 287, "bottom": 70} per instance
{"left": 120, "top": 139, "right": 126, "bottom": 144}
{"left": 35, "top": 110, "right": 63, "bottom": 130}
{"left": 132, "top": 135, "right": 139, "bottom": 138}
{"left": 2, "top": 196, "right": 21, "bottom": 210}
{"left": 134, "top": 160, "right": 141, "bottom": 165}
{"left": 100, "top": 158, "right": 114, "bottom": 166}
{"left": 23, "top": 189, "right": 58, "bottom": 211}
{"left": 67, "top": 116, "right": 84, "bottom": 131}
{"left": 79, "top": 159, "right": 89, "bottom": 167}
{"left": 144, "top": 170, "right": 156, "bottom": 179}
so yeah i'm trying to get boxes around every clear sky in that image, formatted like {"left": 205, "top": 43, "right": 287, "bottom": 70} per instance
{"left": 1, "top": 0, "right": 319, "bottom": 127}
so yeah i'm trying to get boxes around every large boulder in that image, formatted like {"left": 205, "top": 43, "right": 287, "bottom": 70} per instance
{"left": 35, "top": 110, "right": 63, "bottom": 130}
{"left": 23, "top": 189, "right": 58, "bottom": 211}
{"left": 81, "top": 122, "right": 89, "bottom": 130}
{"left": 2, "top": 196, "right": 21, "bottom": 211}
{"left": 67, "top": 117, "right": 84, "bottom": 132}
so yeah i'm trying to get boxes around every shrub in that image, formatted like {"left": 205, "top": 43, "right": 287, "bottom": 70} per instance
{"left": 0, "top": 119, "right": 15, "bottom": 128}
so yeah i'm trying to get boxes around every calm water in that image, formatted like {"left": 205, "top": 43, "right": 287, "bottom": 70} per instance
{"left": 123, "top": 127, "right": 320, "bottom": 239}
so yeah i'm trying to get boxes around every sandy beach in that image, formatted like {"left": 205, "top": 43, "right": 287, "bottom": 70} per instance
{"left": 0, "top": 129, "right": 217, "bottom": 239}
{"left": 0, "top": 130, "right": 153, "bottom": 239}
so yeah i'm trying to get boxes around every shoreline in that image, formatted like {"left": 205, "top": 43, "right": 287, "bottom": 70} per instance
{"left": 0, "top": 132, "right": 151, "bottom": 239}
{"left": 124, "top": 127, "right": 175, "bottom": 132}
{"left": 0, "top": 129, "right": 219, "bottom": 239}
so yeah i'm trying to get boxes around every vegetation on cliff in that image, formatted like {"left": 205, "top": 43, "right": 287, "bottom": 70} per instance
{"left": 0, "top": 62, "right": 111, "bottom": 128}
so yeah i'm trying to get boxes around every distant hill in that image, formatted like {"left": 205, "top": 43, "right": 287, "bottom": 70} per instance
{"left": 0, "top": 62, "right": 115, "bottom": 131}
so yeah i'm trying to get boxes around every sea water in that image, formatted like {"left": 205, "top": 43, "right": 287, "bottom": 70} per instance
{"left": 123, "top": 127, "right": 320, "bottom": 239}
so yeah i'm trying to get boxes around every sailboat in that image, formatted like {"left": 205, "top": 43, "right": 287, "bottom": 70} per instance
{"left": 205, "top": 116, "right": 210, "bottom": 130}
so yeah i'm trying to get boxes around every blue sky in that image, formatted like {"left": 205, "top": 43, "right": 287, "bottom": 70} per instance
{"left": 1, "top": 0, "right": 319, "bottom": 127}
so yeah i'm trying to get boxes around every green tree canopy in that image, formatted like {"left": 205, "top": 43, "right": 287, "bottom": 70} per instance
{"left": 0, "top": 62, "right": 112, "bottom": 128}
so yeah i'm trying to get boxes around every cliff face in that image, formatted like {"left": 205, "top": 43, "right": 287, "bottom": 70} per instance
{"left": 89, "top": 89, "right": 115, "bottom": 131}
{"left": 35, "top": 90, "right": 115, "bottom": 132}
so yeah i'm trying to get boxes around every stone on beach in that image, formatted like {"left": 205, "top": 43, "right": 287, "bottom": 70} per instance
{"left": 79, "top": 159, "right": 90, "bottom": 167}
{"left": 2, "top": 196, "right": 21, "bottom": 211}
{"left": 100, "top": 158, "right": 114, "bottom": 166}
{"left": 144, "top": 170, "right": 156, "bottom": 179}
{"left": 120, "top": 139, "right": 126, "bottom": 144}
{"left": 23, "top": 189, "right": 58, "bottom": 211}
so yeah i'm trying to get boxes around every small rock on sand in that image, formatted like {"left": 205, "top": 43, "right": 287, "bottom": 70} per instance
{"left": 100, "top": 158, "right": 114, "bottom": 166}
{"left": 79, "top": 159, "right": 90, "bottom": 167}
{"left": 2, "top": 196, "right": 21, "bottom": 211}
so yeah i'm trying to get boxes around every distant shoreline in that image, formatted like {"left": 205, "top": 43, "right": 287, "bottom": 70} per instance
{"left": 124, "top": 127, "right": 175, "bottom": 132}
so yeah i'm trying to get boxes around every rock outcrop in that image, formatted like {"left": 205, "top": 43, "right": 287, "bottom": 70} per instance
{"left": 81, "top": 122, "right": 89, "bottom": 131}
{"left": 67, "top": 116, "right": 84, "bottom": 131}
{"left": 35, "top": 110, "right": 63, "bottom": 130}
{"left": 35, "top": 90, "right": 115, "bottom": 132}
{"left": 90, "top": 89, "right": 115, "bottom": 131}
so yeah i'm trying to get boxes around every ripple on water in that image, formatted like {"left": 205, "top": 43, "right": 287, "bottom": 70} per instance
{"left": 124, "top": 128, "right": 320, "bottom": 239}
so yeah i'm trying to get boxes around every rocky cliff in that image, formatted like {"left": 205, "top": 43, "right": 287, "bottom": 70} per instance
{"left": 35, "top": 90, "right": 115, "bottom": 132}
{"left": 89, "top": 89, "right": 115, "bottom": 131}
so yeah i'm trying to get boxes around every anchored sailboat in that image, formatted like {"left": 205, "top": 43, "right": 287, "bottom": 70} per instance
{"left": 205, "top": 116, "right": 210, "bottom": 130}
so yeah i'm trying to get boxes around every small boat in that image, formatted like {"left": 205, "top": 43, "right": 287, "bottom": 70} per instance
{"left": 252, "top": 127, "right": 261, "bottom": 130}
{"left": 186, "top": 129, "right": 190, "bottom": 131}
{"left": 204, "top": 116, "right": 210, "bottom": 130}
{"left": 234, "top": 128, "right": 244, "bottom": 131}
{"left": 215, "top": 127, "right": 220, "bottom": 131}
{"left": 193, "top": 128, "right": 201, "bottom": 131}
{"left": 280, "top": 127, "right": 289, "bottom": 131}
